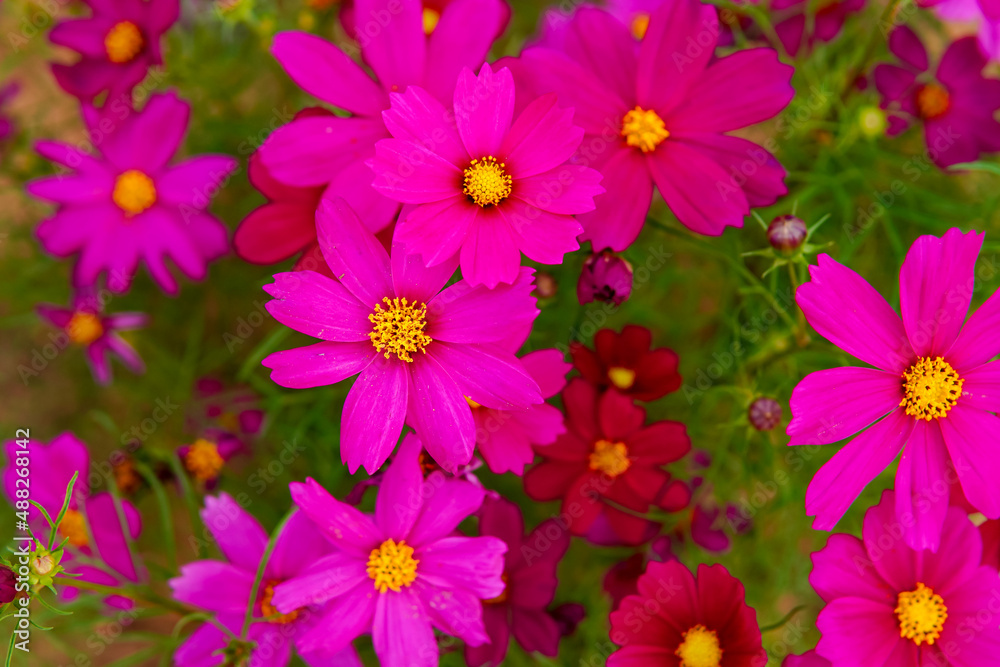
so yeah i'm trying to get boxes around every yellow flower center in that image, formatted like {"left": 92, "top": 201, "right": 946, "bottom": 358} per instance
{"left": 463, "top": 156, "right": 512, "bottom": 208}
{"left": 369, "top": 297, "right": 433, "bottom": 363}
{"left": 422, "top": 6, "right": 440, "bottom": 34}
{"left": 485, "top": 573, "right": 508, "bottom": 604}
{"left": 900, "top": 356, "right": 963, "bottom": 421}
{"left": 588, "top": 439, "right": 631, "bottom": 478}
{"left": 184, "top": 439, "right": 225, "bottom": 482}
{"left": 675, "top": 624, "right": 723, "bottom": 667}
{"left": 607, "top": 366, "right": 636, "bottom": 390}
{"left": 260, "top": 580, "right": 300, "bottom": 624}
{"left": 915, "top": 83, "right": 951, "bottom": 121}
{"left": 896, "top": 582, "right": 947, "bottom": 646}
{"left": 58, "top": 509, "right": 89, "bottom": 549}
{"left": 621, "top": 106, "right": 669, "bottom": 153}
{"left": 104, "top": 21, "right": 144, "bottom": 64}
{"left": 630, "top": 12, "right": 650, "bottom": 39}
{"left": 465, "top": 396, "right": 482, "bottom": 409}
{"left": 66, "top": 312, "right": 104, "bottom": 345}
{"left": 367, "top": 539, "right": 419, "bottom": 593}
{"left": 113, "top": 169, "right": 157, "bottom": 216}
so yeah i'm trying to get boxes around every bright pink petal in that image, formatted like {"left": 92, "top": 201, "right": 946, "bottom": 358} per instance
{"left": 262, "top": 341, "right": 377, "bottom": 389}
{"left": 806, "top": 408, "right": 914, "bottom": 531}
{"left": 156, "top": 156, "right": 238, "bottom": 208}
{"left": 427, "top": 266, "right": 538, "bottom": 345}
{"left": 668, "top": 48, "right": 794, "bottom": 133}
{"left": 316, "top": 197, "right": 393, "bottom": 307}
{"left": 381, "top": 85, "right": 467, "bottom": 167}
{"left": 961, "top": 361, "right": 1000, "bottom": 412}
{"left": 264, "top": 271, "right": 371, "bottom": 341}
{"left": 894, "top": 420, "right": 951, "bottom": 551}
{"left": 454, "top": 64, "right": 514, "bottom": 159}
{"left": 948, "top": 288, "right": 1000, "bottom": 370}
{"left": 427, "top": 341, "right": 542, "bottom": 409}
{"left": 235, "top": 202, "right": 318, "bottom": 264}
{"left": 289, "top": 478, "right": 383, "bottom": 556}
{"left": 271, "top": 31, "right": 388, "bottom": 116}
{"left": 372, "top": 588, "right": 437, "bottom": 667}
{"left": 787, "top": 367, "right": 902, "bottom": 446}
{"left": 168, "top": 561, "right": 254, "bottom": 613}
{"left": 898, "top": 228, "right": 983, "bottom": 357}
{"left": 636, "top": 0, "right": 717, "bottom": 113}
{"left": 201, "top": 492, "right": 268, "bottom": 572}
{"left": 342, "top": 357, "right": 409, "bottom": 474}
{"left": 577, "top": 147, "right": 652, "bottom": 251}
{"left": 395, "top": 197, "right": 476, "bottom": 267}
{"left": 407, "top": 474, "right": 485, "bottom": 547}
{"left": 809, "top": 533, "right": 895, "bottom": 604}
{"left": 499, "top": 199, "right": 582, "bottom": 265}
{"left": 371, "top": 138, "right": 463, "bottom": 203}
{"left": 406, "top": 354, "right": 476, "bottom": 472}
{"left": 513, "top": 164, "right": 604, "bottom": 215}
{"left": 413, "top": 578, "right": 490, "bottom": 645}
{"left": 459, "top": 208, "right": 522, "bottom": 288}
{"left": 415, "top": 535, "right": 506, "bottom": 599}
{"left": 375, "top": 433, "right": 423, "bottom": 536}
{"left": 270, "top": 552, "right": 368, "bottom": 610}
{"left": 815, "top": 597, "right": 902, "bottom": 666}
{"left": 356, "top": 0, "right": 425, "bottom": 92}
{"left": 424, "top": 0, "right": 506, "bottom": 104}
{"left": 258, "top": 116, "right": 385, "bottom": 187}
{"left": 797, "top": 254, "right": 913, "bottom": 372}
{"left": 500, "top": 94, "right": 582, "bottom": 180}
{"left": 673, "top": 133, "right": 787, "bottom": 207}
{"left": 294, "top": 582, "right": 378, "bottom": 656}
{"left": 940, "top": 404, "right": 1000, "bottom": 519}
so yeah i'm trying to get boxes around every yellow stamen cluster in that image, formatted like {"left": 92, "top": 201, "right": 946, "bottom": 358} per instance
{"left": 588, "top": 439, "right": 631, "bottom": 478}
{"left": 675, "top": 624, "right": 723, "bottom": 667}
{"left": 896, "top": 582, "right": 947, "bottom": 646}
{"left": 113, "top": 169, "right": 157, "bottom": 216}
{"left": 369, "top": 297, "right": 433, "bottom": 362}
{"left": 66, "top": 312, "right": 104, "bottom": 345}
{"left": 260, "top": 580, "right": 300, "bottom": 624}
{"left": 607, "top": 366, "right": 636, "bottom": 390}
{"left": 621, "top": 107, "right": 669, "bottom": 153}
{"left": 900, "top": 356, "right": 963, "bottom": 421}
{"left": 915, "top": 83, "right": 951, "bottom": 121}
{"left": 113, "top": 457, "right": 141, "bottom": 495}
{"left": 58, "top": 509, "right": 90, "bottom": 549}
{"left": 463, "top": 156, "right": 512, "bottom": 207}
{"left": 104, "top": 21, "right": 144, "bottom": 63}
{"left": 367, "top": 539, "right": 419, "bottom": 593}
{"left": 630, "top": 13, "right": 650, "bottom": 39}
{"left": 422, "top": 7, "right": 440, "bottom": 34}
{"left": 465, "top": 396, "right": 483, "bottom": 410}
{"left": 184, "top": 439, "right": 225, "bottom": 482}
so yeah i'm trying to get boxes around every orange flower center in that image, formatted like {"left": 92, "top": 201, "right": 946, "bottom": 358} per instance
{"left": 675, "top": 624, "right": 723, "bottom": 667}
{"left": 58, "top": 509, "right": 89, "bottom": 549}
{"left": 369, "top": 297, "right": 433, "bottom": 362}
{"left": 367, "top": 539, "right": 419, "bottom": 593}
{"left": 184, "top": 439, "right": 225, "bottom": 482}
{"left": 896, "top": 582, "right": 947, "bottom": 646}
{"left": 113, "top": 170, "right": 157, "bottom": 216}
{"left": 463, "top": 156, "right": 512, "bottom": 207}
{"left": 260, "top": 580, "right": 300, "bottom": 624}
{"left": 104, "top": 21, "right": 144, "bottom": 63}
{"left": 621, "top": 107, "right": 669, "bottom": 152}
{"left": 422, "top": 7, "right": 440, "bottom": 33}
{"left": 66, "top": 312, "right": 104, "bottom": 345}
{"left": 899, "top": 356, "right": 963, "bottom": 421}
{"left": 588, "top": 439, "right": 630, "bottom": 478}
{"left": 915, "top": 83, "right": 951, "bottom": 121}
{"left": 607, "top": 366, "right": 636, "bottom": 390}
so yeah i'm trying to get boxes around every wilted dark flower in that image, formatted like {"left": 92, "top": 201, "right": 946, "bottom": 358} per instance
{"left": 577, "top": 250, "right": 633, "bottom": 305}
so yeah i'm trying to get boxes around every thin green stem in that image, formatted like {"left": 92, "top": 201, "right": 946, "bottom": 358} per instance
{"left": 52, "top": 577, "right": 191, "bottom": 615}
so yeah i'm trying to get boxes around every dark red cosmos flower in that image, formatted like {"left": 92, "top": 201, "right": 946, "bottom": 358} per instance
{"left": 608, "top": 561, "right": 766, "bottom": 667}
{"left": 234, "top": 108, "right": 332, "bottom": 275}
{"left": 570, "top": 326, "right": 681, "bottom": 401}
{"left": 524, "top": 379, "right": 690, "bottom": 545}
{"left": 603, "top": 536, "right": 675, "bottom": 610}
{"left": 465, "top": 495, "right": 571, "bottom": 667}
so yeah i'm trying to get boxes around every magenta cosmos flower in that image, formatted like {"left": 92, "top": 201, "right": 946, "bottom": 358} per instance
{"left": 370, "top": 62, "right": 604, "bottom": 288}
{"left": 49, "top": 0, "right": 178, "bottom": 102}
{"left": 929, "top": 0, "right": 1000, "bottom": 63}
{"left": 811, "top": 490, "right": 1000, "bottom": 666}
{"left": 473, "top": 348, "right": 569, "bottom": 475}
{"left": 270, "top": 434, "right": 506, "bottom": 667}
{"left": 524, "top": 379, "right": 691, "bottom": 545}
{"left": 789, "top": 228, "right": 1000, "bottom": 551}
{"left": 169, "top": 493, "right": 362, "bottom": 667}
{"left": 503, "top": 0, "right": 794, "bottom": 250}
{"left": 28, "top": 92, "right": 236, "bottom": 294}
{"left": 37, "top": 290, "right": 147, "bottom": 384}
{"left": 770, "top": 0, "right": 864, "bottom": 56}
{"left": 609, "top": 561, "right": 766, "bottom": 667}
{"left": 874, "top": 27, "right": 1000, "bottom": 168}
{"left": 784, "top": 651, "right": 830, "bottom": 667}
{"left": 262, "top": 197, "right": 542, "bottom": 474}
{"left": 465, "top": 495, "right": 570, "bottom": 667}
{"left": 258, "top": 0, "right": 507, "bottom": 236}
{"left": 2, "top": 433, "right": 143, "bottom": 609}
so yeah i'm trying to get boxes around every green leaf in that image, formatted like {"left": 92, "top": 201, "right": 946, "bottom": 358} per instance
{"left": 949, "top": 161, "right": 1000, "bottom": 176}
{"left": 48, "top": 471, "right": 79, "bottom": 549}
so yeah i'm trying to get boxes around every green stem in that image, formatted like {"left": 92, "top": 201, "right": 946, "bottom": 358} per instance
{"left": 760, "top": 605, "right": 807, "bottom": 632}
{"left": 241, "top": 510, "right": 294, "bottom": 637}
{"left": 838, "top": 0, "right": 907, "bottom": 102}
{"left": 52, "top": 577, "right": 191, "bottom": 615}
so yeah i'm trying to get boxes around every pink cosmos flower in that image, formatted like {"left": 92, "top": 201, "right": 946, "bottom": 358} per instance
{"left": 873, "top": 27, "right": 1000, "bottom": 168}
{"left": 176, "top": 434, "right": 244, "bottom": 488}
{"left": 188, "top": 377, "right": 265, "bottom": 446}
{"left": 371, "top": 63, "right": 604, "bottom": 288}
{"left": 261, "top": 197, "right": 542, "bottom": 474}
{"left": 811, "top": 490, "right": 1000, "bottom": 666}
{"left": 49, "top": 0, "right": 178, "bottom": 102}
{"left": 36, "top": 290, "right": 147, "bottom": 384}
{"left": 788, "top": 228, "right": 1000, "bottom": 551}
{"left": 2, "top": 433, "right": 143, "bottom": 609}
{"left": 258, "top": 0, "right": 507, "bottom": 236}
{"left": 338, "top": 0, "right": 510, "bottom": 42}
{"left": 169, "top": 493, "right": 362, "bottom": 667}
{"left": 472, "top": 348, "right": 570, "bottom": 475}
{"left": 503, "top": 0, "right": 794, "bottom": 250}
{"left": 784, "top": 651, "right": 830, "bottom": 667}
{"left": 28, "top": 92, "right": 237, "bottom": 294}
{"left": 465, "top": 495, "right": 570, "bottom": 667}
{"left": 270, "top": 434, "right": 507, "bottom": 667}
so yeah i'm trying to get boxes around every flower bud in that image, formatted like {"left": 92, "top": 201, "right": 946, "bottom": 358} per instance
{"left": 858, "top": 105, "right": 887, "bottom": 139}
{"left": 577, "top": 250, "right": 633, "bottom": 305}
{"left": 748, "top": 397, "right": 783, "bottom": 431}
{"left": 767, "top": 216, "right": 807, "bottom": 253}
{"left": 0, "top": 564, "right": 15, "bottom": 605}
